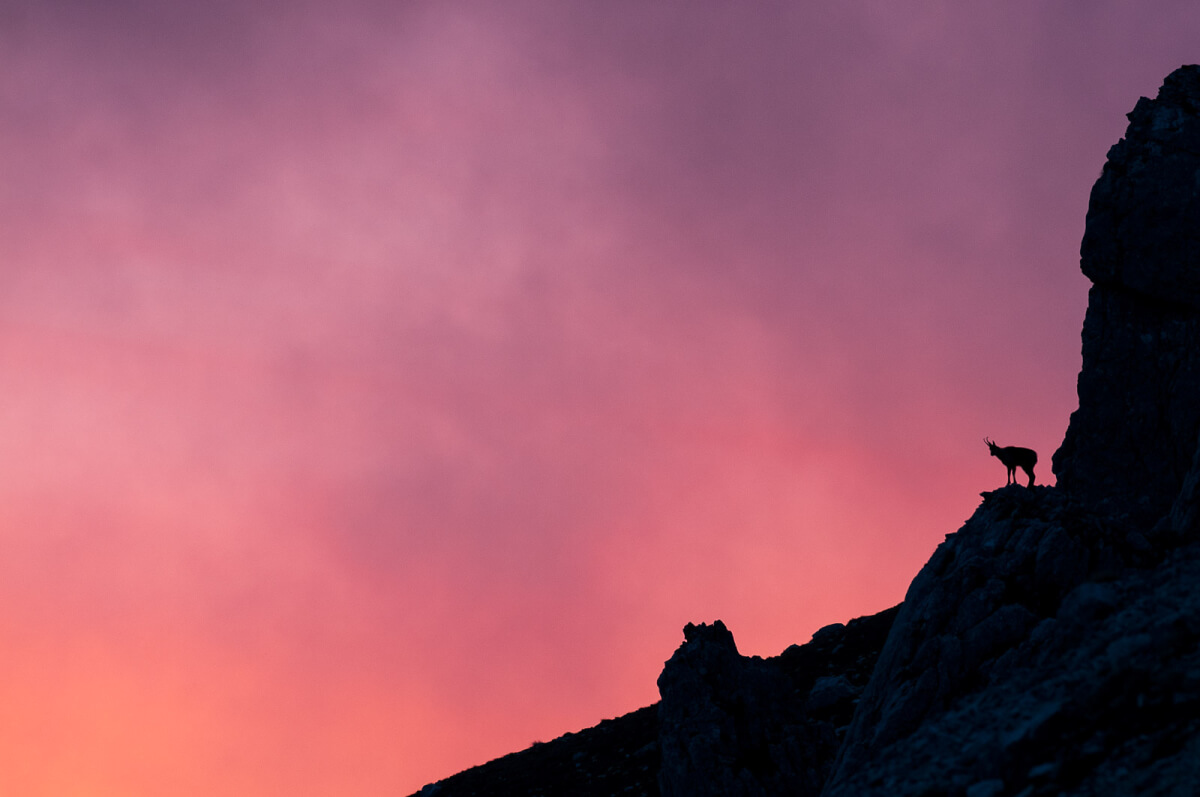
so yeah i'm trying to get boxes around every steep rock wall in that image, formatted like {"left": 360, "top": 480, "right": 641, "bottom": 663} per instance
{"left": 1054, "top": 65, "right": 1200, "bottom": 523}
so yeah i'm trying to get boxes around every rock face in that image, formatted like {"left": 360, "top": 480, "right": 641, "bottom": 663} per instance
{"left": 824, "top": 485, "right": 1199, "bottom": 796}
{"left": 412, "top": 66, "right": 1200, "bottom": 797}
{"left": 1053, "top": 65, "right": 1200, "bottom": 524}
{"left": 656, "top": 610, "right": 897, "bottom": 797}
{"left": 656, "top": 620, "right": 823, "bottom": 797}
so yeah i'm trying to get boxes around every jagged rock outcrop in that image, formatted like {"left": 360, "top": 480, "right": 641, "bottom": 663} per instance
{"left": 1053, "top": 64, "right": 1200, "bottom": 524}
{"left": 656, "top": 610, "right": 897, "bottom": 797}
{"left": 657, "top": 620, "right": 824, "bottom": 797}
{"left": 409, "top": 609, "right": 896, "bottom": 797}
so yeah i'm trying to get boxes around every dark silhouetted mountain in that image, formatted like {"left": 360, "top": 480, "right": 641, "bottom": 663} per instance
{"left": 410, "top": 65, "right": 1200, "bottom": 797}
{"left": 410, "top": 609, "right": 896, "bottom": 797}
{"left": 1054, "top": 64, "right": 1200, "bottom": 524}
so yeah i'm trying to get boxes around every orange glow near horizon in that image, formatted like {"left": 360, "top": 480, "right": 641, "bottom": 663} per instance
{"left": 2, "top": 2, "right": 1199, "bottom": 793}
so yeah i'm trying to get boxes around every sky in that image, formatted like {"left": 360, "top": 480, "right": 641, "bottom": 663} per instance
{"left": 1, "top": 1, "right": 1198, "bottom": 794}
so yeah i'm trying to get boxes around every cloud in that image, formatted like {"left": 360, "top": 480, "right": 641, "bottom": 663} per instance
{"left": 3, "top": 1, "right": 1200, "bottom": 793}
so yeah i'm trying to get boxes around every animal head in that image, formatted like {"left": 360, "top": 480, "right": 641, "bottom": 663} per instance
{"left": 984, "top": 437, "right": 1000, "bottom": 456}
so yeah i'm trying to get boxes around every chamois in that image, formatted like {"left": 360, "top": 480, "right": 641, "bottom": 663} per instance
{"left": 985, "top": 438, "right": 1037, "bottom": 487}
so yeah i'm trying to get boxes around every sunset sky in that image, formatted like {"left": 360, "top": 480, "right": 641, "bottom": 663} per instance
{"left": 2, "top": 2, "right": 1199, "bottom": 794}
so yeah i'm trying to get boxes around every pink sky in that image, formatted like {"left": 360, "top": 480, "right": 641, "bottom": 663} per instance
{"left": 1, "top": 2, "right": 1198, "bottom": 793}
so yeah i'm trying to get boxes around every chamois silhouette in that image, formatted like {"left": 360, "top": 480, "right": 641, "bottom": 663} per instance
{"left": 985, "top": 438, "right": 1037, "bottom": 487}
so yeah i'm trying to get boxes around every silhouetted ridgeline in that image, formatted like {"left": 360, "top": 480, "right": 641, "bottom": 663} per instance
{"left": 411, "top": 608, "right": 897, "bottom": 797}
{"left": 411, "top": 65, "right": 1200, "bottom": 797}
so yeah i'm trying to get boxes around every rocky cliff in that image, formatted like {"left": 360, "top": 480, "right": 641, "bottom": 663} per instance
{"left": 1053, "top": 64, "right": 1200, "bottom": 524}
{"left": 411, "top": 65, "right": 1200, "bottom": 797}
{"left": 657, "top": 609, "right": 897, "bottom": 797}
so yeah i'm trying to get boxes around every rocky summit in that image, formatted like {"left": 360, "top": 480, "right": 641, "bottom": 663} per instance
{"left": 411, "top": 66, "right": 1200, "bottom": 797}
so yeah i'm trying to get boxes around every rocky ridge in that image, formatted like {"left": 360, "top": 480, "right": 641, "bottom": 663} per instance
{"left": 412, "top": 608, "right": 896, "bottom": 797}
{"left": 411, "top": 65, "right": 1200, "bottom": 797}
{"left": 413, "top": 705, "right": 659, "bottom": 797}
